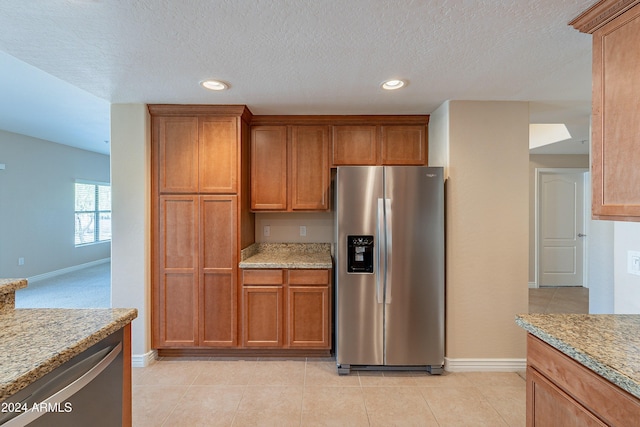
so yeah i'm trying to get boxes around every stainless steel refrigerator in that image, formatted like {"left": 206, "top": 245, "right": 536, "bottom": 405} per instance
{"left": 335, "top": 166, "right": 444, "bottom": 375}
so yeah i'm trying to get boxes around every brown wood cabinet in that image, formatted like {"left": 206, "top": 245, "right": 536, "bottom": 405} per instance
{"left": 150, "top": 105, "right": 254, "bottom": 352}
{"left": 332, "top": 124, "right": 427, "bottom": 166}
{"left": 241, "top": 268, "right": 331, "bottom": 351}
{"left": 287, "top": 269, "right": 330, "bottom": 348}
{"left": 571, "top": 0, "right": 640, "bottom": 221}
{"left": 251, "top": 125, "right": 330, "bottom": 211}
{"left": 157, "top": 195, "right": 199, "bottom": 347}
{"left": 155, "top": 115, "right": 239, "bottom": 194}
{"left": 526, "top": 334, "right": 640, "bottom": 426}
{"left": 332, "top": 125, "right": 378, "bottom": 165}
{"left": 242, "top": 269, "right": 285, "bottom": 347}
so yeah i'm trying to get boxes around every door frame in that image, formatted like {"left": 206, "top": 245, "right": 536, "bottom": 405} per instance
{"left": 533, "top": 168, "right": 589, "bottom": 288}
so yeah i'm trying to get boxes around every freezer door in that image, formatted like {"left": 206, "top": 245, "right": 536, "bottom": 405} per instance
{"left": 336, "top": 166, "right": 384, "bottom": 367}
{"left": 383, "top": 166, "right": 444, "bottom": 366}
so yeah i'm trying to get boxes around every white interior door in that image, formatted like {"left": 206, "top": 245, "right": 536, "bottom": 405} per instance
{"left": 538, "top": 171, "right": 587, "bottom": 287}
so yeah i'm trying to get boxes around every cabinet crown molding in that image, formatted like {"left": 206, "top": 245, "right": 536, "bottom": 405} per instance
{"left": 250, "top": 115, "right": 429, "bottom": 126}
{"left": 570, "top": 0, "right": 640, "bottom": 33}
{"left": 148, "top": 104, "right": 253, "bottom": 122}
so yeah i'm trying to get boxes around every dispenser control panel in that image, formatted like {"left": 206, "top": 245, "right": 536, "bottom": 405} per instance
{"left": 347, "top": 235, "right": 374, "bottom": 273}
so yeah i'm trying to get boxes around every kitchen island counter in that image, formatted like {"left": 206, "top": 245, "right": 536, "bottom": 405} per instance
{"left": 0, "top": 308, "right": 137, "bottom": 401}
{"left": 516, "top": 313, "right": 640, "bottom": 400}
{"left": 239, "top": 243, "right": 332, "bottom": 269}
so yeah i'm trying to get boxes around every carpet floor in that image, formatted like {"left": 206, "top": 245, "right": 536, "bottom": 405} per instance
{"left": 15, "top": 262, "right": 111, "bottom": 308}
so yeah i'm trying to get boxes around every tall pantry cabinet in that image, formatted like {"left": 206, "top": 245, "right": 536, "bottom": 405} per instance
{"left": 150, "top": 105, "right": 254, "bottom": 351}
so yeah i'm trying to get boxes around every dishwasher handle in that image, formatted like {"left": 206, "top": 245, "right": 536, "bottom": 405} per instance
{"left": 3, "top": 342, "right": 122, "bottom": 427}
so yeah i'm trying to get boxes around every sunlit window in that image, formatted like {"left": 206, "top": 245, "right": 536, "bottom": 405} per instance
{"left": 75, "top": 181, "right": 111, "bottom": 246}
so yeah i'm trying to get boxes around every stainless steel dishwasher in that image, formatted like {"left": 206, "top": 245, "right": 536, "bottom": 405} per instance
{"left": 0, "top": 328, "right": 124, "bottom": 427}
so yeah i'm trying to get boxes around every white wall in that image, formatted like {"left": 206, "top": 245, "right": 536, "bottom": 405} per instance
{"left": 613, "top": 221, "right": 640, "bottom": 313}
{"left": 0, "top": 130, "right": 110, "bottom": 278}
{"left": 110, "top": 104, "right": 151, "bottom": 359}
{"left": 588, "top": 217, "right": 614, "bottom": 313}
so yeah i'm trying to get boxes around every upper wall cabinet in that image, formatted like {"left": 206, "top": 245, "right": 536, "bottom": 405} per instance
{"left": 331, "top": 120, "right": 428, "bottom": 166}
{"left": 251, "top": 124, "right": 330, "bottom": 212}
{"left": 571, "top": 0, "right": 640, "bottom": 221}
{"left": 332, "top": 126, "right": 378, "bottom": 165}
{"left": 251, "top": 126, "right": 288, "bottom": 210}
{"left": 152, "top": 107, "right": 243, "bottom": 194}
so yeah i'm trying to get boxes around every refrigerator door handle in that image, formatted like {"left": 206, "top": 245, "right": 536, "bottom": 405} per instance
{"left": 376, "top": 198, "right": 385, "bottom": 304}
{"left": 385, "top": 198, "right": 392, "bottom": 303}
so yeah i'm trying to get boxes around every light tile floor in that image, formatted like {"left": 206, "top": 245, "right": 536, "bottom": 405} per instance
{"left": 132, "top": 288, "right": 591, "bottom": 426}
{"left": 133, "top": 359, "right": 526, "bottom": 426}
{"left": 528, "top": 286, "right": 589, "bottom": 314}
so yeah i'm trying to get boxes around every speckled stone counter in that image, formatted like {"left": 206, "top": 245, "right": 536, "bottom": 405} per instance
{"left": 516, "top": 313, "right": 640, "bottom": 400}
{"left": 0, "top": 308, "right": 137, "bottom": 401}
{"left": 0, "top": 279, "right": 27, "bottom": 313}
{"left": 239, "top": 243, "right": 332, "bottom": 269}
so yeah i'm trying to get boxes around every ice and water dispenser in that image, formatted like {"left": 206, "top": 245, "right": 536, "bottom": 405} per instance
{"left": 347, "top": 235, "right": 374, "bottom": 273}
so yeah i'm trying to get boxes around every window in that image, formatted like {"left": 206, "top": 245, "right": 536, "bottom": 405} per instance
{"left": 75, "top": 181, "right": 111, "bottom": 246}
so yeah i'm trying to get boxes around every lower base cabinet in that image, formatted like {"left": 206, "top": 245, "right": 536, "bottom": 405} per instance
{"left": 241, "top": 268, "right": 331, "bottom": 350}
{"left": 526, "top": 334, "right": 640, "bottom": 426}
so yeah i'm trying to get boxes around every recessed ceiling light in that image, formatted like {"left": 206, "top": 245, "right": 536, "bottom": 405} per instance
{"left": 200, "top": 80, "right": 229, "bottom": 91}
{"left": 381, "top": 79, "right": 406, "bottom": 90}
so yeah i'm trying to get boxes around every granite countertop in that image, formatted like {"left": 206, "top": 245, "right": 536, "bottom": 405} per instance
{"left": 516, "top": 313, "right": 640, "bottom": 400}
{"left": 0, "top": 279, "right": 28, "bottom": 313}
{"left": 0, "top": 308, "right": 137, "bottom": 401}
{"left": 239, "top": 243, "right": 333, "bottom": 269}
{"left": 0, "top": 279, "right": 27, "bottom": 296}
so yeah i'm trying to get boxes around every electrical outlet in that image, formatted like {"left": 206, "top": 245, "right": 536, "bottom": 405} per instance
{"left": 263, "top": 225, "right": 271, "bottom": 237}
{"left": 18, "top": 257, "right": 24, "bottom": 266}
{"left": 628, "top": 251, "right": 640, "bottom": 276}
{"left": 300, "top": 226, "right": 307, "bottom": 237}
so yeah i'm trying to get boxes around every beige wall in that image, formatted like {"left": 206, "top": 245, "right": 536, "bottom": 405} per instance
{"left": 255, "top": 212, "right": 334, "bottom": 243}
{"left": 111, "top": 101, "right": 530, "bottom": 363}
{"left": 430, "top": 101, "right": 529, "bottom": 362}
{"left": 528, "top": 154, "right": 589, "bottom": 284}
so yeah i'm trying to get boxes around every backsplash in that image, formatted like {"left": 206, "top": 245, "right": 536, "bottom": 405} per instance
{"left": 255, "top": 212, "right": 334, "bottom": 243}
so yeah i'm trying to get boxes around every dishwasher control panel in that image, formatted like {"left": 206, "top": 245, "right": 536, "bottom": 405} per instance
{"left": 347, "top": 235, "right": 374, "bottom": 273}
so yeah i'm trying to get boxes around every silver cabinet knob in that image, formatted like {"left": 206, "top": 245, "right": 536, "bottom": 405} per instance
{"left": 578, "top": 233, "right": 587, "bottom": 237}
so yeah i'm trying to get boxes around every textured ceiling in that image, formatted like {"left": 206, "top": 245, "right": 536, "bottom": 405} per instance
{"left": 0, "top": 0, "right": 596, "bottom": 155}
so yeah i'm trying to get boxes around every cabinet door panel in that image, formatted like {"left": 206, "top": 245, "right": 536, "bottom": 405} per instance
{"left": 157, "top": 117, "right": 199, "bottom": 193}
{"left": 251, "top": 126, "right": 288, "bottom": 210}
{"left": 162, "top": 274, "right": 197, "bottom": 346}
{"left": 288, "top": 286, "right": 330, "bottom": 348}
{"left": 199, "top": 117, "right": 238, "bottom": 193}
{"left": 380, "top": 125, "right": 426, "bottom": 165}
{"left": 243, "top": 286, "right": 284, "bottom": 347}
{"left": 158, "top": 196, "right": 199, "bottom": 347}
{"left": 291, "top": 126, "right": 330, "bottom": 210}
{"left": 200, "top": 196, "right": 238, "bottom": 346}
{"left": 201, "top": 271, "right": 237, "bottom": 346}
{"left": 528, "top": 367, "right": 605, "bottom": 427}
{"left": 332, "top": 126, "right": 378, "bottom": 165}
{"left": 592, "top": 5, "right": 640, "bottom": 219}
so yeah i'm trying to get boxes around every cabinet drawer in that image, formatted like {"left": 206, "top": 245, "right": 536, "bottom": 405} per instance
{"left": 242, "top": 269, "right": 284, "bottom": 285}
{"left": 288, "top": 269, "right": 329, "bottom": 285}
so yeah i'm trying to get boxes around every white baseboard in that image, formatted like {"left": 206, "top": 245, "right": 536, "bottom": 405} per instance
{"left": 445, "top": 358, "right": 526, "bottom": 372}
{"left": 28, "top": 258, "right": 111, "bottom": 283}
{"left": 132, "top": 350, "right": 157, "bottom": 368}
{"left": 529, "top": 282, "right": 537, "bottom": 289}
